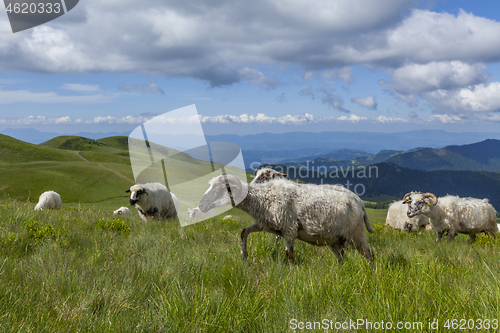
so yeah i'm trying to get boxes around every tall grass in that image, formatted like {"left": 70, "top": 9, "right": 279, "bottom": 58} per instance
{"left": 0, "top": 200, "right": 499, "bottom": 332}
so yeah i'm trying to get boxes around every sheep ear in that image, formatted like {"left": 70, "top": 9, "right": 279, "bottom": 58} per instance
{"left": 143, "top": 189, "right": 148, "bottom": 195}
{"left": 282, "top": 173, "right": 287, "bottom": 177}
{"left": 125, "top": 189, "right": 130, "bottom": 193}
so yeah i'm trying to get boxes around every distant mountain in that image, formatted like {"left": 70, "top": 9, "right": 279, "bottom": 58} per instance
{"left": 207, "top": 130, "right": 500, "bottom": 154}
{"left": 0, "top": 128, "right": 131, "bottom": 144}
{"left": 387, "top": 139, "right": 500, "bottom": 171}
{"left": 280, "top": 149, "right": 373, "bottom": 164}
{"left": 263, "top": 162, "right": 500, "bottom": 210}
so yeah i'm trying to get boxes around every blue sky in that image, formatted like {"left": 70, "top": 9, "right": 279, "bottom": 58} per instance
{"left": 1, "top": 0, "right": 500, "bottom": 135}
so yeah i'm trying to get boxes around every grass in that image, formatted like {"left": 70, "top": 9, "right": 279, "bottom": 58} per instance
{"left": 0, "top": 200, "right": 499, "bottom": 332}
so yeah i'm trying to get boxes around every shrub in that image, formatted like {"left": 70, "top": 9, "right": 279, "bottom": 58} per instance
{"left": 95, "top": 217, "right": 130, "bottom": 234}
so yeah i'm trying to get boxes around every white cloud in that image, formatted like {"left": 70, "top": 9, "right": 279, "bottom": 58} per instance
{"left": 118, "top": 81, "right": 165, "bottom": 95}
{"left": 61, "top": 83, "right": 100, "bottom": 92}
{"left": 424, "top": 82, "right": 500, "bottom": 113}
{"left": 387, "top": 61, "right": 488, "bottom": 94}
{"left": 352, "top": 95, "right": 377, "bottom": 110}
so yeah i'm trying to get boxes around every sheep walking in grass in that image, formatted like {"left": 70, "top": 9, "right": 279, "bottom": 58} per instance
{"left": 34, "top": 191, "right": 62, "bottom": 211}
{"left": 253, "top": 168, "right": 375, "bottom": 234}
{"left": 386, "top": 200, "right": 428, "bottom": 232}
{"left": 126, "top": 183, "right": 178, "bottom": 222}
{"left": 113, "top": 206, "right": 131, "bottom": 216}
{"left": 404, "top": 192, "right": 498, "bottom": 242}
{"left": 198, "top": 174, "right": 374, "bottom": 264}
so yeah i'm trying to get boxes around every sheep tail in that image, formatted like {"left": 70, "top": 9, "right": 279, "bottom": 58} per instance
{"left": 363, "top": 206, "right": 375, "bottom": 233}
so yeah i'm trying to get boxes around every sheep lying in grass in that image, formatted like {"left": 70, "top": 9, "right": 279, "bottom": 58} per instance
{"left": 113, "top": 206, "right": 131, "bottom": 216}
{"left": 404, "top": 192, "right": 498, "bottom": 242}
{"left": 386, "top": 200, "right": 428, "bottom": 232}
{"left": 34, "top": 191, "right": 62, "bottom": 211}
{"left": 126, "top": 183, "right": 178, "bottom": 222}
{"left": 198, "top": 174, "right": 374, "bottom": 264}
{"left": 186, "top": 207, "right": 216, "bottom": 220}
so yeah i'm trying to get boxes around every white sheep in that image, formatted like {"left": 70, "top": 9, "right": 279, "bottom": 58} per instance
{"left": 386, "top": 200, "right": 428, "bottom": 232}
{"left": 113, "top": 206, "right": 131, "bottom": 216}
{"left": 186, "top": 207, "right": 216, "bottom": 220}
{"left": 251, "top": 168, "right": 287, "bottom": 184}
{"left": 126, "top": 183, "right": 178, "bottom": 222}
{"left": 198, "top": 174, "right": 374, "bottom": 264}
{"left": 34, "top": 191, "right": 62, "bottom": 211}
{"left": 404, "top": 192, "right": 498, "bottom": 242}
{"left": 252, "top": 168, "right": 375, "bottom": 234}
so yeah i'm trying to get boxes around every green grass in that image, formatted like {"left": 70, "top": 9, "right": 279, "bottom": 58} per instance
{"left": 0, "top": 200, "right": 499, "bottom": 332}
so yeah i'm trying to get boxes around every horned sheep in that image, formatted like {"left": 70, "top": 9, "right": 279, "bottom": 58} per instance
{"left": 198, "top": 174, "right": 374, "bottom": 264}
{"left": 386, "top": 200, "right": 428, "bottom": 232}
{"left": 404, "top": 192, "right": 498, "bottom": 242}
{"left": 34, "top": 191, "right": 62, "bottom": 211}
{"left": 126, "top": 183, "right": 179, "bottom": 222}
{"left": 113, "top": 206, "right": 131, "bottom": 216}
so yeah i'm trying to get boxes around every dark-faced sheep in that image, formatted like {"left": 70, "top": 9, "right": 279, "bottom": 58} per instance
{"left": 126, "top": 183, "right": 178, "bottom": 222}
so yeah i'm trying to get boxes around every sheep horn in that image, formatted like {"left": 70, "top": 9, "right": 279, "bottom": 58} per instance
{"left": 423, "top": 192, "right": 438, "bottom": 205}
{"left": 402, "top": 192, "right": 412, "bottom": 204}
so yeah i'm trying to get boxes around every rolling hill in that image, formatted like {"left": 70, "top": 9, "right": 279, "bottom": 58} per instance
{"left": 387, "top": 139, "right": 500, "bottom": 171}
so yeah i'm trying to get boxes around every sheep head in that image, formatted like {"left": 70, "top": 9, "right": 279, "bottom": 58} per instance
{"left": 405, "top": 192, "right": 438, "bottom": 217}
{"left": 252, "top": 168, "right": 287, "bottom": 184}
{"left": 199, "top": 173, "right": 243, "bottom": 212}
{"left": 126, "top": 185, "right": 148, "bottom": 206}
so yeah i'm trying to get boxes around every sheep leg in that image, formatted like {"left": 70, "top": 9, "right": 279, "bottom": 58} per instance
{"left": 284, "top": 238, "right": 295, "bottom": 265}
{"left": 435, "top": 230, "right": 444, "bottom": 242}
{"left": 330, "top": 244, "right": 345, "bottom": 263}
{"left": 446, "top": 229, "right": 456, "bottom": 242}
{"left": 240, "top": 223, "right": 263, "bottom": 259}
{"left": 469, "top": 234, "right": 476, "bottom": 242}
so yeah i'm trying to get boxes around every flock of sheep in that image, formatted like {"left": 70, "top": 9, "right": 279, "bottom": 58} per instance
{"left": 32, "top": 167, "right": 498, "bottom": 265}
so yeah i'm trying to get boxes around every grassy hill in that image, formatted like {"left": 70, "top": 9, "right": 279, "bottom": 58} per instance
{"left": 0, "top": 135, "right": 251, "bottom": 213}
{"left": 387, "top": 139, "right": 500, "bottom": 171}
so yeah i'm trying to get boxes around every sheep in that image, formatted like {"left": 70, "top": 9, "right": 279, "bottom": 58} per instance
{"left": 251, "top": 168, "right": 287, "bottom": 184}
{"left": 252, "top": 168, "right": 375, "bottom": 234}
{"left": 126, "top": 183, "right": 178, "bottom": 222}
{"left": 386, "top": 200, "right": 428, "bottom": 232}
{"left": 404, "top": 192, "right": 498, "bottom": 242}
{"left": 34, "top": 191, "right": 62, "bottom": 211}
{"left": 113, "top": 206, "right": 131, "bottom": 216}
{"left": 186, "top": 207, "right": 216, "bottom": 220}
{"left": 198, "top": 173, "right": 374, "bottom": 264}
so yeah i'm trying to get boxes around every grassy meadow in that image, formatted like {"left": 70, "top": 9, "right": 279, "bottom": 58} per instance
{"left": 1, "top": 134, "right": 500, "bottom": 331}
{"left": 1, "top": 200, "right": 500, "bottom": 332}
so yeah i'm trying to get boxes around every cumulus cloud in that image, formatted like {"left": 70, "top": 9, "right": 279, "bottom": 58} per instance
{"left": 352, "top": 95, "right": 377, "bottom": 110}
{"left": 118, "top": 81, "right": 165, "bottom": 95}
{"left": 299, "top": 88, "right": 348, "bottom": 112}
{"left": 10, "top": 2, "right": 500, "bottom": 87}
{"left": 424, "top": 82, "right": 500, "bottom": 113}
{"left": 385, "top": 61, "right": 488, "bottom": 94}
{"left": 61, "top": 83, "right": 100, "bottom": 92}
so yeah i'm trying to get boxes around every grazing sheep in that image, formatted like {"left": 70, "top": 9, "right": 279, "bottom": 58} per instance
{"left": 251, "top": 168, "right": 287, "bottom": 184}
{"left": 187, "top": 207, "right": 216, "bottom": 220}
{"left": 34, "top": 191, "right": 62, "bottom": 211}
{"left": 404, "top": 192, "right": 498, "bottom": 242}
{"left": 198, "top": 174, "right": 373, "bottom": 264}
{"left": 252, "top": 168, "right": 375, "bottom": 234}
{"left": 386, "top": 200, "right": 428, "bottom": 232}
{"left": 126, "top": 183, "right": 178, "bottom": 222}
{"left": 113, "top": 206, "right": 131, "bottom": 216}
